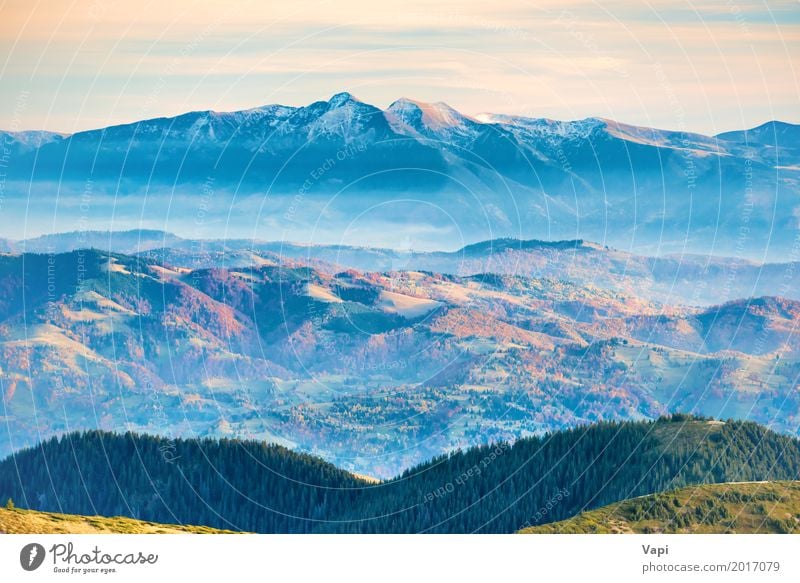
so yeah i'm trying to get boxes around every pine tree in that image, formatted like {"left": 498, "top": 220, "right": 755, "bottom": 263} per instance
{"left": 1, "top": 416, "right": 798, "bottom": 533}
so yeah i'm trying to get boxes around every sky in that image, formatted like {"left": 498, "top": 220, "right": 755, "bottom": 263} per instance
{"left": 0, "top": 0, "right": 798, "bottom": 135}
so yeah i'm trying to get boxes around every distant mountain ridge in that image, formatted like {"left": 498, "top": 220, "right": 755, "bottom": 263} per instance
{"left": 1, "top": 93, "right": 798, "bottom": 259}
{"left": 6, "top": 230, "right": 799, "bottom": 306}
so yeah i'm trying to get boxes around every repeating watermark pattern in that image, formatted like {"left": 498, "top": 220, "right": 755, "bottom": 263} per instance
{"left": 0, "top": 0, "right": 798, "bottom": 547}
{"left": 518, "top": 487, "right": 571, "bottom": 530}
{"left": 423, "top": 443, "right": 510, "bottom": 503}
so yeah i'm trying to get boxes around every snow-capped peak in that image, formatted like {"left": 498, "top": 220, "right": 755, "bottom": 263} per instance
{"left": 328, "top": 92, "right": 362, "bottom": 108}
{"left": 387, "top": 98, "right": 475, "bottom": 131}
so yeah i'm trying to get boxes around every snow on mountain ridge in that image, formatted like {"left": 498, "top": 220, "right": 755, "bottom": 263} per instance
{"left": 327, "top": 91, "right": 362, "bottom": 107}
{"left": 304, "top": 92, "right": 388, "bottom": 142}
{"left": 387, "top": 97, "right": 477, "bottom": 129}
{"left": 385, "top": 97, "right": 483, "bottom": 145}
{"left": 0, "top": 130, "right": 67, "bottom": 150}
{"left": 6, "top": 93, "right": 794, "bottom": 152}
{"left": 477, "top": 112, "right": 606, "bottom": 136}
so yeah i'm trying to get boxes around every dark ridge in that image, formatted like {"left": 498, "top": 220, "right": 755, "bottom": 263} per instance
{"left": 457, "top": 238, "right": 589, "bottom": 256}
{"left": 2, "top": 415, "right": 799, "bottom": 533}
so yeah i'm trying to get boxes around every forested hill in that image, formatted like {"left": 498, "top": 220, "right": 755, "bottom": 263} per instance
{"left": 2, "top": 416, "right": 799, "bottom": 533}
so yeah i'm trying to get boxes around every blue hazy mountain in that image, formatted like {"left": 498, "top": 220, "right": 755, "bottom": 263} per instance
{"left": 1, "top": 92, "right": 798, "bottom": 259}
{"left": 8, "top": 229, "right": 800, "bottom": 306}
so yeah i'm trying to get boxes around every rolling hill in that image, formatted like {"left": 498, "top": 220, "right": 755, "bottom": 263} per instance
{"left": 2, "top": 416, "right": 800, "bottom": 533}
{"left": 1, "top": 247, "right": 800, "bottom": 476}
{"left": 8, "top": 231, "right": 799, "bottom": 306}
{"left": 522, "top": 481, "right": 800, "bottom": 534}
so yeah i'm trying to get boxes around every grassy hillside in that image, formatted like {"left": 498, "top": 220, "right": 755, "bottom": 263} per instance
{"left": 0, "top": 506, "right": 234, "bottom": 534}
{"left": 522, "top": 481, "right": 800, "bottom": 534}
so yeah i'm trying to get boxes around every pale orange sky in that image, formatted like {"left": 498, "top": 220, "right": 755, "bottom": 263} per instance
{"left": 1, "top": 0, "right": 798, "bottom": 134}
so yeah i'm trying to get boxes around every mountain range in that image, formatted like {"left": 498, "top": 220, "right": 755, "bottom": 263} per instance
{"left": 1, "top": 239, "right": 800, "bottom": 476}
{"left": 2, "top": 93, "right": 798, "bottom": 259}
{"left": 5, "top": 229, "right": 800, "bottom": 306}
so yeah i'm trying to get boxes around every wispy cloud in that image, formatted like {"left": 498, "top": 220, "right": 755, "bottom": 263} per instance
{"left": 0, "top": 0, "right": 797, "bottom": 133}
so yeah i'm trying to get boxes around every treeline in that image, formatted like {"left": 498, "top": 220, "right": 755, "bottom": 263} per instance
{"left": 1, "top": 415, "right": 799, "bottom": 533}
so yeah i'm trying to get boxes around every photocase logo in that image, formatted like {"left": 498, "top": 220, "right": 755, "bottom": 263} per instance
{"left": 19, "top": 543, "right": 46, "bottom": 571}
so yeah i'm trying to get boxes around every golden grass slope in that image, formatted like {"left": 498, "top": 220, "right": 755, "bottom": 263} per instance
{"left": 522, "top": 481, "right": 800, "bottom": 534}
{"left": 0, "top": 507, "right": 236, "bottom": 534}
